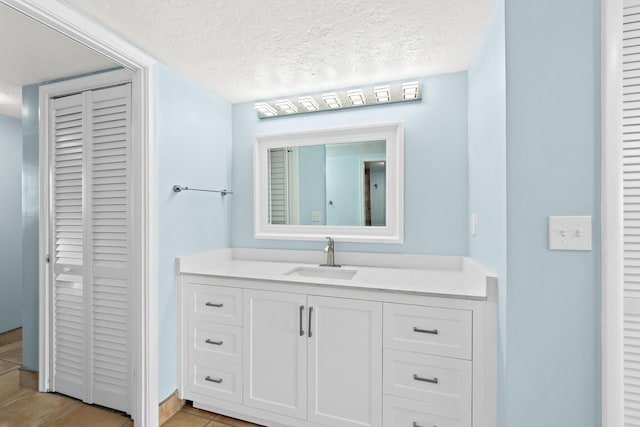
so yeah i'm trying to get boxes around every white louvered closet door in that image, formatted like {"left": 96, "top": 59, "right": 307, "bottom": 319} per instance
{"left": 49, "top": 83, "right": 132, "bottom": 414}
{"left": 268, "top": 147, "right": 288, "bottom": 224}
{"left": 625, "top": 1, "right": 640, "bottom": 425}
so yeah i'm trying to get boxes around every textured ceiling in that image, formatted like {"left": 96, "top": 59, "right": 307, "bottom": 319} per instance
{"left": 0, "top": 5, "right": 117, "bottom": 118}
{"left": 63, "top": 0, "right": 496, "bottom": 103}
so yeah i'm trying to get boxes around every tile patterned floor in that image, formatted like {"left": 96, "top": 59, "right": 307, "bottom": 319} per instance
{"left": 166, "top": 402, "right": 264, "bottom": 427}
{"left": 0, "top": 328, "right": 132, "bottom": 427}
{"left": 0, "top": 328, "right": 263, "bottom": 427}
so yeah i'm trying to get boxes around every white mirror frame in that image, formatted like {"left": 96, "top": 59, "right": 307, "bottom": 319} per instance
{"left": 254, "top": 122, "right": 404, "bottom": 243}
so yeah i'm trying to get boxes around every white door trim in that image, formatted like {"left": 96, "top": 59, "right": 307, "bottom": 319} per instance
{"left": 0, "top": 1, "right": 159, "bottom": 425}
{"left": 601, "top": 0, "right": 624, "bottom": 426}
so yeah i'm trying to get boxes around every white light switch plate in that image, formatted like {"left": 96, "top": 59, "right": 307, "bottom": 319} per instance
{"left": 548, "top": 216, "right": 592, "bottom": 251}
{"left": 470, "top": 213, "right": 478, "bottom": 237}
{"left": 311, "top": 211, "right": 322, "bottom": 225}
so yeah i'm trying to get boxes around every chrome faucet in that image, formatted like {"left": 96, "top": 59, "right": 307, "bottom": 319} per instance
{"left": 320, "top": 237, "right": 340, "bottom": 267}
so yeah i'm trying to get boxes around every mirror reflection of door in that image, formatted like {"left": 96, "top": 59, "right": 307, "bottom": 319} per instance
{"left": 364, "top": 161, "right": 386, "bottom": 226}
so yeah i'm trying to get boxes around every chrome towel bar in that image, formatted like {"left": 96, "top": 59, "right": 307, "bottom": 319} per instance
{"left": 172, "top": 184, "right": 233, "bottom": 196}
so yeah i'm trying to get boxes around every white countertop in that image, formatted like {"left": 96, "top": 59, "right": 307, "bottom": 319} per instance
{"left": 177, "top": 248, "right": 497, "bottom": 301}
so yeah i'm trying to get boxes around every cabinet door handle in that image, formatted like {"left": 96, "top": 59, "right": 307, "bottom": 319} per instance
{"left": 205, "top": 339, "right": 223, "bottom": 345}
{"left": 413, "top": 327, "right": 438, "bottom": 335}
{"left": 308, "top": 306, "right": 313, "bottom": 338}
{"left": 299, "top": 305, "right": 305, "bottom": 336}
{"left": 205, "top": 376, "right": 223, "bottom": 384}
{"left": 205, "top": 302, "right": 223, "bottom": 308}
{"left": 413, "top": 374, "right": 438, "bottom": 384}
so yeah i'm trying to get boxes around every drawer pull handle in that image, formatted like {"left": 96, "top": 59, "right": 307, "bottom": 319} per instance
{"left": 299, "top": 305, "right": 305, "bottom": 336}
{"left": 205, "top": 339, "right": 223, "bottom": 346}
{"left": 205, "top": 376, "right": 223, "bottom": 384}
{"left": 308, "top": 306, "right": 313, "bottom": 338}
{"left": 413, "top": 374, "right": 438, "bottom": 384}
{"left": 413, "top": 327, "right": 438, "bottom": 335}
{"left": 205, "top": 302, "right": 223, "bottom": 308}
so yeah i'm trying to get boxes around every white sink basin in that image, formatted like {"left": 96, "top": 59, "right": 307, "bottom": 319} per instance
{"left": 285, "top": 266, "right": 358, "bottom": 280}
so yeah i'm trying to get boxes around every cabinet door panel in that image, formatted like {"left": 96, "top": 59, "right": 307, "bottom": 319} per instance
{"left": 308, "top": 296, "right": 382, "bottom": 427}
{"left": 244, "top": 290, "right": 307, "bottom": 419}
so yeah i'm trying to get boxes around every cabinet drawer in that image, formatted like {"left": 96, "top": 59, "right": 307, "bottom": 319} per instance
{"left": 383, "top": 395, "right": 470, "bottom": 427}
{"left": 186, "top": 282, "right": 243, "bottom": 325}
{"left": 189, "top": 360, "right": 242, "bottom": 404}
{"left": 383, "top": 349, "right": 471, "bottom": 414}
{"left": 383, "top": 303, "right": 471, "bottom": 359}
{"left": 189, "top": 320, "right": 242, "bottom": 364}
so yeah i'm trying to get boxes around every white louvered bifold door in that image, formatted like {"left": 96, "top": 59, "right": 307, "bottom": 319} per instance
{"left": 87, "top": 84, "right": 131, "bottom": 412}
{"left": 50, "top": 93, "right": 87, "bottom": 400}
{"left": 268, "top": 148, "right": 289, "bottom": 224}
{"left": 624, "top": 1, "right": 640, "bottom": 425}
{"left": 49, "top": 83, "right": 132, "bottom": 414}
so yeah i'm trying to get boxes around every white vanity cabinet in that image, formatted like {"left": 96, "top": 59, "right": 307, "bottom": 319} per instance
{"left": 177, "top": 252, "right": 496, "bottom": 427}
{"left": 244, "top": 290, "right": 382, "bottom": 427}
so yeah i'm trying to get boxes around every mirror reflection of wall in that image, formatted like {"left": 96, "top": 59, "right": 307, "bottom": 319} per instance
{"left": 268, "top": 140, "right": 386, "bottom": 227}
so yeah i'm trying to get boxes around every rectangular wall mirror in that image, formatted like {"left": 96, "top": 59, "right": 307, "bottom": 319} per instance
{"left": 254, "top": 123, "right": 403, "bottom": 242}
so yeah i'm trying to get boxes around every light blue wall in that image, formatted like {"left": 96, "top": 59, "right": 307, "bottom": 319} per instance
{"left": 504, "top": 0, "right": 601, "bottom": 426}
{"left": 298, "top": 145, "right": 326, "bottom": 225}
{"left": 156, "top": 64, "right": 233, "bottom": 401}
{"left": 0, "top": 115, "right": 23, "bottom": 334}
{"left": 326, "top": 154, "right": 364, "bottom": 226}
{"left": 231, "top": 73, "right": 469, "bottom": 254}
{"left": 21, "top": 84, "right": 40, "bottom": 370}
{"left": 467, "top": 0, "right": 506, "bottom": 425}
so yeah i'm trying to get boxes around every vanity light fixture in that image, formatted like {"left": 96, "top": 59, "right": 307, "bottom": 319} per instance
{"left": 298, "top": 96, "right": 319, "bottom": 112}
{"left": 275, "top": 99, "right": 298, "bottom": 114}
{"left": 374, "top": 85, "right": 391, "bottom": 103}
{"left": 402, "top": 81, "right": 420, "bottom": 100}
{"left": 254, "top": 102, "right": 277, "bottom": 117}
{"left": 322, "top": 93, "right": 342, "bottom": 109}
{"left": 254, "top": 79, "right": 421, "bottom": 119}
{"left": 347, "top": 89, "right": 366, "bottom": 106}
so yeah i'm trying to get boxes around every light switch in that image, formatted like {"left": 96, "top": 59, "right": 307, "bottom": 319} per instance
{"left": 311, "top": 211, "right": 322, "bottom": 225}
{"left": 548, "top": 216, "right": 592, "bottom": 251}
{"left": 470, "top": 213, "right": 478, "bottom": 237}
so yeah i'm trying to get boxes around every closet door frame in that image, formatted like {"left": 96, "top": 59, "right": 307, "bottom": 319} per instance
{"left": 602, "top": 0, "right": 624, "bottom": 426}
{"left": 40, "top": 69, "right": 135, "bottom": 409}
{"left": 3, "top": 0, "right": 160, "bottom": 424}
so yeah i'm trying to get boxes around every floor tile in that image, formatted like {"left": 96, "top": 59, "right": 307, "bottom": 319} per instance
{"left": 0, "top": 391, "right": 79, "bottom": 427}
{"left": 0, "top": 359, "right": 18, "bottom": 376}
{"left": 0, "top": 328, "right": 21, "bottom": 347}
{"left": 0, "top": 370, "right": 31, "bottom": 405}
{"left": 212, "top": 414, "right": 264, "bottom": 427}
{"left": 42, "top": 403, "right": 131, "bottom": 427}
{"left": 181, "top": 402, "right": 216, "bottom": 420}
{"left": 162, "top": 412, "right": 210, "bottom": 427}
{"left": 0, "top": 341, "right": 22, "bottom": 364}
